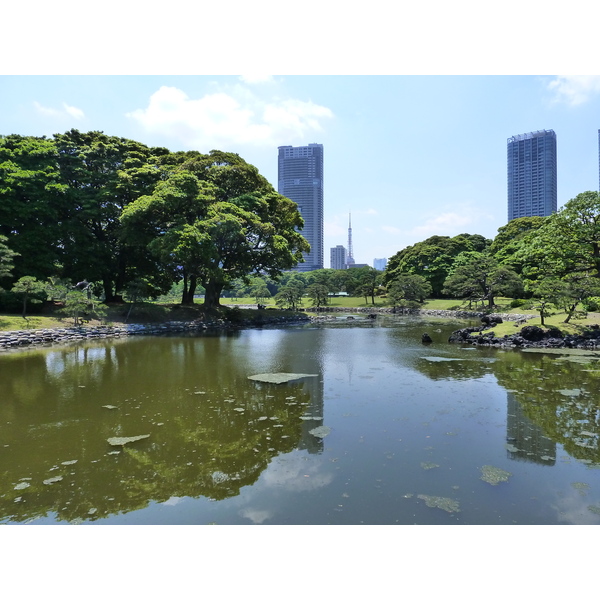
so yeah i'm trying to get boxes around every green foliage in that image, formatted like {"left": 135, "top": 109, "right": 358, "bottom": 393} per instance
{"left": 385, "top": 234, "right": 492, "bottom": 297}
{"left": 11, "top": 276, "right": 46, "bottom": 319}
{"left": 386, "top": 274, "right": 432, "bottom": 309}
{"left": 306, "top": 283, "right": 329, "bottom": 308}
{"left": 274, "top": 282, "right": 304, "bottom": 310}
{"left": 442, "top": 255, "right": 523, "bottom": 308}
{"left": 0, "top": 234, "right": 19, "bottom": 286}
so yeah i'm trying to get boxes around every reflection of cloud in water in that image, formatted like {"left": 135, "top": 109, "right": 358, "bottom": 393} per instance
{"left": 163, "top": 496, "right": 184, "bottom": 506}
{"left": 261, "top": 451, "right": 334, "bottom": 492}
{"left": 551, "top": 490, "right": 600, "bottom": 525}
{"left": 239, "top": 508, "right": 273, "bottom": 524}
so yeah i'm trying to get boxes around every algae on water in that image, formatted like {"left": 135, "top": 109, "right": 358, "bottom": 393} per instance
{"left": 309, "top": 426, "right": 331, "bottom": 439}
{"left": 480, "top": 465, "right": 512, "bottom": 485}
{"left": 417, "top": 494, "right": 460, "bottom": 513}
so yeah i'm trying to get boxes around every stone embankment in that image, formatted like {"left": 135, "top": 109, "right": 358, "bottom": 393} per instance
{"left": 305, "top": 306, "right": 534, "bottom": 322}
{"left": 0, "top": 313, "right": 310, "bottom": 352}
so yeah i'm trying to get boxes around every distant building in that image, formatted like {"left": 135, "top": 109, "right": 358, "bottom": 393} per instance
{"left": 330, "top": 245, "right": 347, "bottom": 270}
{"left": 373, "top": 258, "right": 387, "bottom": 271}
{"left": 346, "top": 213, "right": 355, "bottom": 267}
{"left": 507, "top": 130, "right": 557, "bottom": 221}
{"left": 348, "top": 263, "right": 369, "bottom": 269}
{"left": 278, "top": 143, "right": 324, "bottom": 271}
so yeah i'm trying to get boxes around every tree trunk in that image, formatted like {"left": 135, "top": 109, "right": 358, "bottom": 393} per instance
{"left": 203, "top": 279, "right": 224, "bottom": 309}
{"left": 181, "top": 274, "right": 197, "bottom": 305}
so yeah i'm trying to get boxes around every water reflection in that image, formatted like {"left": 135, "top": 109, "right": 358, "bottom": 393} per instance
{"left": 2, "top": 318, "right": 600, "bottom": 524}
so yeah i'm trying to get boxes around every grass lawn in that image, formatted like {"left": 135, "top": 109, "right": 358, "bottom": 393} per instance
{"left": 2, "top": 296, "right": 599, "bottom": 336}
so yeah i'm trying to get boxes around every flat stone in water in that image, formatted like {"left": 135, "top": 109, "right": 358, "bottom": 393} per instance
{"left": 247, "top": 372, "right": 319, "bottom": 384}
{"left": 480, "top": 465, "right": 512, "bottom": 485}
{"left": 107, "top": 434, "right": 150, "bottom": 446}
{"left": 43, "top": 476, "right": 63, "bottom": 485}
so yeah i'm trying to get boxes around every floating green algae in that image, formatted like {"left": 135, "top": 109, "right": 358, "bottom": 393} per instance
{"left": 588, "top": 505, "right": 600, "bottom": 515}
{"left": 247, "top": 372, "right": 318, "bottom": 384}
{"left": 420, "top": 462, "right": 440, "bottom": 470}
{"left": 309, "top": 426, "right": 331, "bottom": 439}
{"left": 571, "top": 482, "right": 590, "bottom": 495}
{"left": 480, "top": 465, "right": 512, "bottom": 485}
{"left": 417, "top": 494, "right": 460, "bottom": 513}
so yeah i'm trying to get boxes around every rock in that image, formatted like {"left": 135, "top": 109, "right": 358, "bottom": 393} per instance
{"left": 107, "top": 434, "right": 150, "bottom": 446}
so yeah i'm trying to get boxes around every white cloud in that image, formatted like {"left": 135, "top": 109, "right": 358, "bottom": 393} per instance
{"left": 126, "top": 85, "right": 333, "bottom": 149}
{"left": 63, "top": 103, "right": 85, "bottom": 120}
{"left": 547, "top": 75, "right": 600, "bottom": 106}
{"left": 33, "top": 101, "right": 85, "bottom": 120}
{"left": 382, "top": 225, "right": 402, "bottom": 235}
{"left": 410, "top": 212, "right": 474, "bottom": 237}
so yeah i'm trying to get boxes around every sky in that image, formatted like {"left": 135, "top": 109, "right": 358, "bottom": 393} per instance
{"left": 4, "top": 74, "right": 600, "bottom": 268}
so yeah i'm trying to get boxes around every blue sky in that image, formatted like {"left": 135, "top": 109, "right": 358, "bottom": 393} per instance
{"left": 3, "top": 75, "right": 600, "bottom": 267}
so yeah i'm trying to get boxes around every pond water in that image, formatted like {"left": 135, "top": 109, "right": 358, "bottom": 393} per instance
{"left": 2, "top": 314, "right": 600, "bottom": 525}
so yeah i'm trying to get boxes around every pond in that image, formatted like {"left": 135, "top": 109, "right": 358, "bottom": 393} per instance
{"left": 2, "top": 314, "right": 600, "bottom": 525}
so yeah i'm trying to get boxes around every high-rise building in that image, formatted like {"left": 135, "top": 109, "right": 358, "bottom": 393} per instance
{"left": 278, "top": 143, "right": 324, "bottom": 272}
{"left": 373, "top": 258, "right": 387, "bottom": 271}
{"left": 507, "top": 130, "right": 557, "bottom": 221}
{"left": 330, "top": 245, "right": 347, "bottom": 270}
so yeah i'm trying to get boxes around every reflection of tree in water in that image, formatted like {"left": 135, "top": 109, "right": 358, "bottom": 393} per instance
{"left": 492, "top": 351, "right": 600, "bottom": 465}
{"left": 0, "top": 334, "right": 317, "bottom": 524}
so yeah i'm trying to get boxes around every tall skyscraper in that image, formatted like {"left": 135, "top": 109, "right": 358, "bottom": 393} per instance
{"left": 330, "top": 245, "right": 347, "bottom": 270}
{"left": 373, "top": 258, "right": 387, "bottom": 271}
{"left": 507, "top": 129, "right": 557, "bottom": 221}
{"left": 278, "top": 143, "right": 324, "bottom": 272}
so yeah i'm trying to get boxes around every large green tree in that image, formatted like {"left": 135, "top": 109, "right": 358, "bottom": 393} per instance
{"left": 442, "top": 254, "right": 523, "bottom": 308}
{"left": 121, "top": 163, "right": 309, "bottom": 308}
{"left": 385, "top": 234, "right": 491, "bottom": 297}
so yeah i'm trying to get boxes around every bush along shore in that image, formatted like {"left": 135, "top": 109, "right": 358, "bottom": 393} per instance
{"left": 448, "top": 320, "right": 600, "bottom": 350}
{"left": 0, "top": 313, "right": 310, "bottom": 352}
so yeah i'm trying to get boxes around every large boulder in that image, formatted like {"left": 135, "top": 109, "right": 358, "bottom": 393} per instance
{"left": 520, "top": 325, "right": 546, "bottom": 342}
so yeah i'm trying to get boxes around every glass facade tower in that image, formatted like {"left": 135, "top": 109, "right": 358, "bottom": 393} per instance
{"left": 278, "top": 143, "right": 324, "bottom": 272}
{"left": 507, "top": 130, "right": 557, "bottom": 221}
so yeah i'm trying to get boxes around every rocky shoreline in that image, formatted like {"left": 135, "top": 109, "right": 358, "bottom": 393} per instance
{"left": 0, "top": 313, "right": 310, "bottom": 352}
{"left": 3, "top": 306, "right": 598, "bottom": 352}
{"left": 448, "top": 322, "right": 600, "bottom": 350}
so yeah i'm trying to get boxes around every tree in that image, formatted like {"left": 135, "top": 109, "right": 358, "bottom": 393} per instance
{"left": 519, "top": 192, "right": 600, "bottom": 284}
{"left": 489, "top": 216, "right": 546, "bottom": 273}
{"left": 306, "top": 283, "right": 329, "bottom": 308}
{"left": 274, "top": 282, "right": 304, "bottom": 310}
{"left": 385, "top": 234, "right": 492, "bottom": 297}
{"left": 11, "top": 276, "right": 46, "bottom": 319}
{"left": 387, "top": 274, "right": 432, "bottom": 309}
{"left": 0, "top": 135, "right": 66, "bottom": 281}
{"left": 248, "top": 277, "right": 272, "bottom": 305}
{"left": 121, "top": 162, "right": 309, "bottom": 309}
{"left": 0, "top": 234, "right": 19, "bottom": 286}
{"left": 52, "top": 129, "right": 173, "bottom": 302}
{"left": 442, "top": 255, "right": 523, "bottom": 308}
